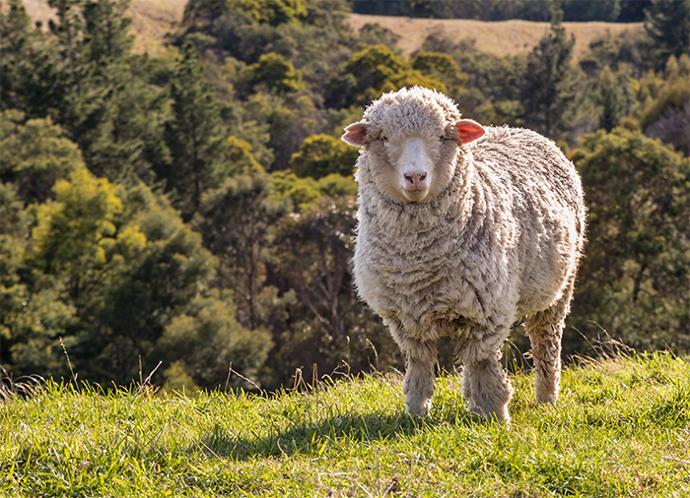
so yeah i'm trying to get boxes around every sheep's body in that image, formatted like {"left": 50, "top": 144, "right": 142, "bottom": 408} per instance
{"left": 352, "top": 95, "right": 585, "bottom": 421}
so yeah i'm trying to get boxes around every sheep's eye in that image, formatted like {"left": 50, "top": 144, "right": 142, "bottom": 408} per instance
{"left": 381, "top": 136, "right": 389, "bottom": 142}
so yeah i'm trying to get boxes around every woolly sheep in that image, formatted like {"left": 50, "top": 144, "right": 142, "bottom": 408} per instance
{"left": 342, "top": 87, "right": 585, "bottom": 422}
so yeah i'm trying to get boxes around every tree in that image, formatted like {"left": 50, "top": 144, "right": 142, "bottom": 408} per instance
{"left": 571, "top": 129, "right": 690, "bottom": 352}
{"left": 411, "top": 51, "right": 467, "bottom": 95}
{"left": 288, "top": 134, "right": 358, "bottom": 179}
{"left": 245, "top": 52, "right": 303, "bottom": 95}
{"left": 0, "top": 110, "right": 83, "bottom": 202}
{"left": 164, "top": 42, "right": 225, "bottom": 220}
{"left": 198, "top": 174, "right": 274, "bottom": 330}
{"left": 0, "top": 0, "right": 62, "bottom": 116}
{"left": 521, "top": 1, "right": 579, "bottom": 137}
{"left": 644, "top": 0, "right": 690, "bottom": 66}
{"left": 156, "top": 293, "right": 272, "bottom": 389}
{"left": 640, "top": 76, "right": 690, "bottom": 155}
{"left": 328, "top": 45, "right": 445, "bottom": 108}
{"left": 270, "top": 188, "right": 395, "bottom": 380}
{"left": 595, "top": 66, "right": 633, "bottom": 131}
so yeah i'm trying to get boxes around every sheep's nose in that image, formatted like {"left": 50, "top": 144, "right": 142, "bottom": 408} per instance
{"left": 404, "top": 172, "right": 427, "bottom": 187}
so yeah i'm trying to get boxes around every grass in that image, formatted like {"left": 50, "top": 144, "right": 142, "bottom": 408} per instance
{"left": 1, "top": 353, "right": 689, "bottom": 497}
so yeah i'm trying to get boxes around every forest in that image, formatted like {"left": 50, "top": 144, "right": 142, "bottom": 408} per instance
{"left": 0, "top": 0, "right": 688, "bottom": 392}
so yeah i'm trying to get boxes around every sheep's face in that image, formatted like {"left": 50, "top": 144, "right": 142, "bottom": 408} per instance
{"left": 342, "top": 87, "right": 485, "bottom": 204}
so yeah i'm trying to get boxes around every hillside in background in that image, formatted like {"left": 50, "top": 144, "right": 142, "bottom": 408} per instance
{"left": 347, "top": 14, "right": 642, "bottom": 59}
{"left": 21, "top": 1, "right": 640, "bottom": 59}
{"left": 2, "top": 354, "right": 689, "bottom": 496}
{"left": 21, "top": 0, "right": 186, "bottom": 55}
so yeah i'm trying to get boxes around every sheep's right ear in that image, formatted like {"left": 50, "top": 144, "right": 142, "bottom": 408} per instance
{"left": 341, "top": 122, "right": 368, "bottom": 147}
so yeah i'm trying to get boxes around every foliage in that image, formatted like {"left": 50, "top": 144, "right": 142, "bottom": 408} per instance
{"left": 288, "top": 134, "right": 358, "bottom": 179}
{"left": 156, "top": 293, "right": 272, "bottom": 388}
{"left": 244, "top": 52, "right": 303, "bottom": 95}
{"left": 328, "top": 44, "right": 445, "bottom": 108}
{"left": 639, "top": 73, "right": 690, "bottom": 155}
{"left": 572, "top": 129, "right": 690, "bottom": 352}
{"left": 164, "top": 42, "right": 225, "bottom": 220}
{"left": 644, "top": 0, "right": 690, "bottom": 66}
{"left": 595, "top": 66, "right": 635, "bottom": 131}
{"left": 521, "top": 3, "right": 580, "bottom": 137}
{"left": 0, "top": 110, "right": 83, "bottom": 202}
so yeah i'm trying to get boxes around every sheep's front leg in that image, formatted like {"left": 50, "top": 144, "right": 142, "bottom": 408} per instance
{"left": 462, "top": 353, "right": 513, "bottom": 422}
{"left": 402, "top": 340, "right": 437, "bottom": 417}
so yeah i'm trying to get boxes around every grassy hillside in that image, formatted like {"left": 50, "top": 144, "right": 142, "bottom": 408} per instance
{"left": 21, "top": 0, "right": 187, "bottom": 56}
{"left": 1, "top": 353, "right": 689, "bottom": 497}
{"left": 20, "top": 2, "right": 641, "bottom": 61}
{"left": 347, "top": 14, "right": 642, "bottom": 60}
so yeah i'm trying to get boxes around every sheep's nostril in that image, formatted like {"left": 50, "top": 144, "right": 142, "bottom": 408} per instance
{"left": 404, "top": 173, "right": 427, "bottom": 186}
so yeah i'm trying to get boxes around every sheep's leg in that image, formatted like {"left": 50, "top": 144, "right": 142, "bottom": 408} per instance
{"left": 401, "top": 340, "right": 437, "bottom": 417}
{"left": 525, "top": 281, "right": 574, "bottom": 404}
{"left": 462, "top": 353, "right": 513, "bottom": 422}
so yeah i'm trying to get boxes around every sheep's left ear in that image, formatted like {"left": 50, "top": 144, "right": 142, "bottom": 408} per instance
{"left": 455, "top": 119, "right": 486, "bottom": 144}
{"left": 341, "top": 121, "right": 368, "bottom": 147}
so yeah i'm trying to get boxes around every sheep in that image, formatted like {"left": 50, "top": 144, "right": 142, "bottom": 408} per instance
{"left": 342, "top": 87, "right": 585, "bottom": 422}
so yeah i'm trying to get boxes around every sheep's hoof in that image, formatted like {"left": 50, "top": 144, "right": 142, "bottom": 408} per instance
{"left": 468, "top": 403, "right": 511, "bottom": 424}
{"left": 405, "top": 398, "right": 432, "bottom": 417}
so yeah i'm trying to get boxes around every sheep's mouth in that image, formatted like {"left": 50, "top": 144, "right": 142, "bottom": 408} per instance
{"left": 401, "top": 187, "right": 430, "bottom": 202}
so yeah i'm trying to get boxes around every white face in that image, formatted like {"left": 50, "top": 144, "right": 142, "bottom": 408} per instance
{"left": 388, "top": 135, "right": 436, "bottom": 202}
{"left": 365, "top": 130, "right": 459, "bottom": 204}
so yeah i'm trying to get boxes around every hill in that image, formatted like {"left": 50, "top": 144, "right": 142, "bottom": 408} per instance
{"left": 20, "top": 2, "right": 642, "bottom": 60}
{"left": 2, "top": 353, "right": 689, "bottom": 496}
{"left": 20, "top": 0, "right": 187, "bottom": 56}
{"left": 347, "top": 14, "right": 642, "bottom": 60}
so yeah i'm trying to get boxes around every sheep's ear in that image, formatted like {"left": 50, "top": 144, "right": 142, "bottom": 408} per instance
{"left": 455, "top": 119, "right": 485, "bottom": 144}
{"left": 342, "top": 121, "right": 368, "bottom": 147}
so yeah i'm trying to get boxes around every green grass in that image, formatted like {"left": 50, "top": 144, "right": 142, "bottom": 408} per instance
{"left": 2, "top": 353, "right": 689, "bottom": 497}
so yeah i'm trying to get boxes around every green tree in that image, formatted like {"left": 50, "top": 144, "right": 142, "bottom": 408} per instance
{"left": 197, "top": 174, "right": 285, "bottom": 330}
{"left": 0, "top": 110, "right": 83, "bottom": 202}
{"left": 411, "top": 51, "right": 467, "bottom": 95}
{"left": 572, "top": 129, "right": 690, "bottom": 352}
{"left": 644, "top": 0, "right": 690, "bottom": 66}
{"left": 164, "top": 42, "right": 225, "bottom": 220}
{"left": 156, "top": 293, "right": 272, "bottom": 389}
{"left": 289, "top": 134, "right": 358, "bottom": 179}
{"left": 0, "top": 0, "right": 62, "bottom": 116}
{"left": 328, "top": 45, "right": 445, "bottom": 108}
{"left": 271, "top": 190, "right": 395, "bottom": 381}
{"left": 640, "top": 76, "right": 690, "bottom": 155}
{"left": 82, "top": 0, "right": 133, "bottom": 66}
{"left": 595, "top": 66, "right": 634, "bottom": 131}
{"left": 245, "top": 52, "right": 303, "bottom": 95}
{"left": 521, "top": 2, "right": 579, "bottom": 137}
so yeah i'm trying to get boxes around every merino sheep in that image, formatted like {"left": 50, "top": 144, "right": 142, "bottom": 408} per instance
{"left": 342, "top": 87, "right": 585, "bottom": 422}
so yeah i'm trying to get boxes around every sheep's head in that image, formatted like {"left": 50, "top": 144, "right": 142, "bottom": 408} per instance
{"left": 342, "top": 87, "right": 485, "bottom": 203}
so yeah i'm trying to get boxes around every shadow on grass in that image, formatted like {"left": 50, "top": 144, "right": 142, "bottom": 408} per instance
{"left": 200, "top": 409, "right": 480, "bottom": 460}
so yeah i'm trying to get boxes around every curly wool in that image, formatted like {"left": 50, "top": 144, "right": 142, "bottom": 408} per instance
{"left": 352, "top": 88, "right": 586, "bottom": 420}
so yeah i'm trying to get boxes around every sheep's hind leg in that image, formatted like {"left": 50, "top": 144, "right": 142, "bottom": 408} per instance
{"left": 462, "top": 353, "right": 513, "bottom": 422}
{"left": 402, "top": 340, "right": 437, "bottom": 417}
{"left": 525, "top": 282, "right": 574, "bottom": 404}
